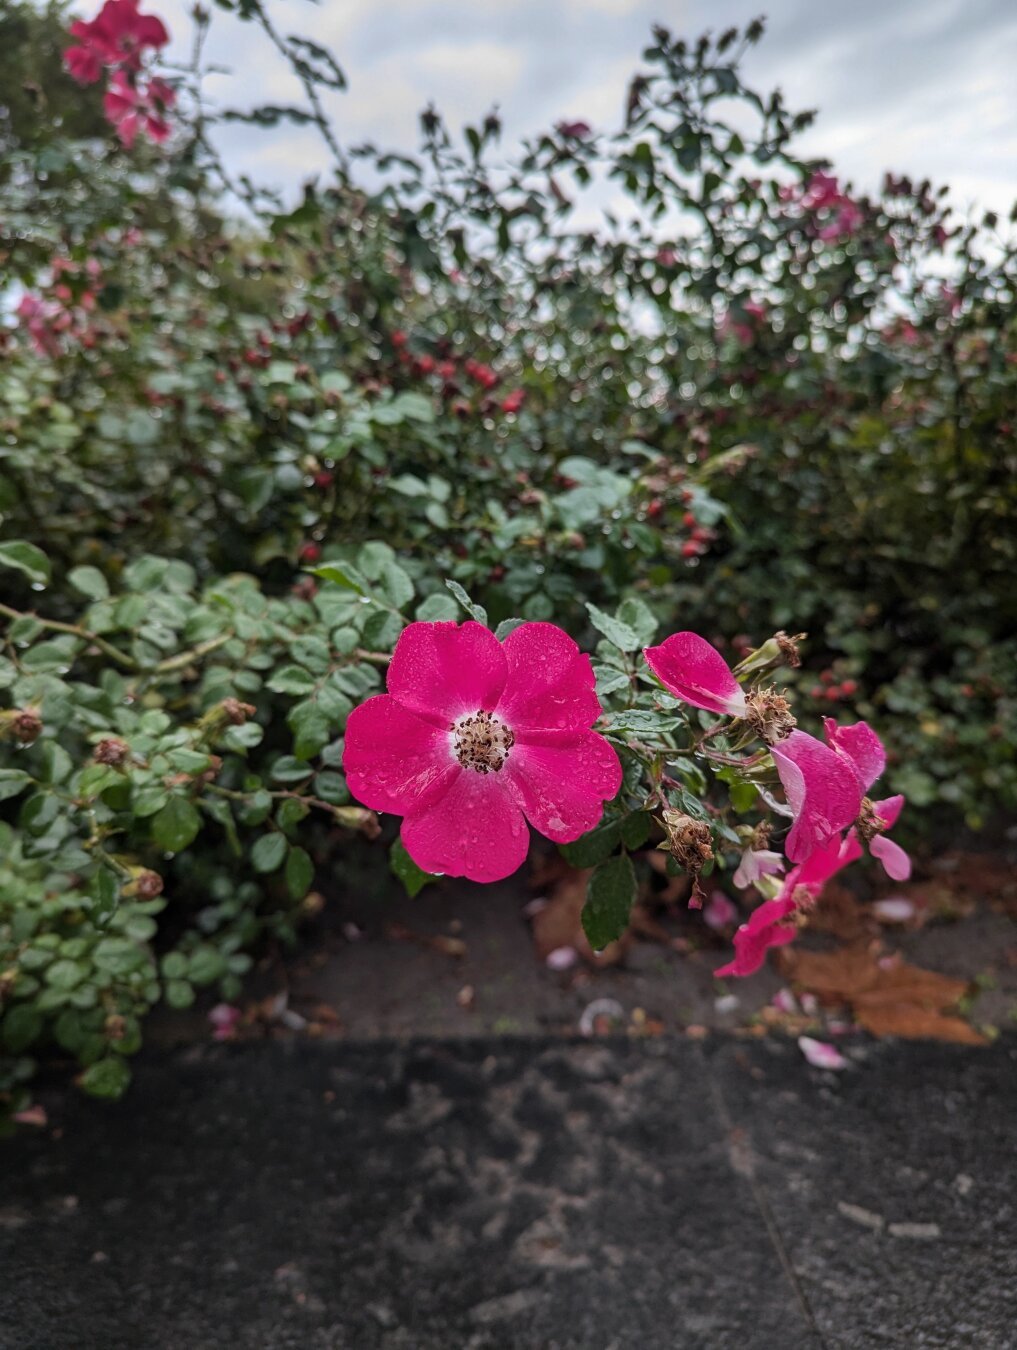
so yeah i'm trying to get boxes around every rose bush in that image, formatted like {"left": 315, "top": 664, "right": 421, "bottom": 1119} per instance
{"left": 1, "top": 4, "right": 1014, "bottom": 1122}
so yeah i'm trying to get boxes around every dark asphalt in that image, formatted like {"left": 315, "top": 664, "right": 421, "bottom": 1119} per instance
{"left": 1, "top": 1035, "right": 1015, "bottom": 1350}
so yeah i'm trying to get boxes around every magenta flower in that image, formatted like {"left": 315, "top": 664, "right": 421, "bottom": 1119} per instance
{"left": 802, "top": 170, "right": 842, "bottom": 210}
{"left": 716, "top": 832, "right": 862, "bottom": 977}
{"left": 643, "top": 632, "right": 747, "bottom": 718}
{"left": 65, "top": 0, "right": 168, "bottom": 83}
{"left": 343, "top": 621, "right": 622, "bottom": 883}
{"left": 103, "top": 71, "right": 174, "bottom": 147}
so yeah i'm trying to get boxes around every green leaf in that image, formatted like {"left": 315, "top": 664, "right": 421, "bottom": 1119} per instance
{"left": 0, "top": 540, "right": 50, "bottom": 587}
{"left": 313, "top": 563, "right": 366, "bottom": 595}
{"left": 582, "top": 854, "right": 637, "bottom": 951}
{"left": 390, "top": 838, "right": 435, "bottom": 898}
{"left": 164, "top": 979, "right": 195, "bottom": 1009}
{"left": 560, "top": 819, "right": 622, "bottom": 868}
{"left": 188, "top": 945, "right": 225, "bottom": 985}
{"left": 151, "top": 797, "right": 201, "bottom": 852}
{"left": 67, "top": 566, "right": 109, "bottom": 601}
{"left": 2, "top": 1005, "right": 43, "bottom": 1052}
{"left": 415, "top": 593, "right": 460, "bottom": 622}
{"left": 251, "top": 832, "right": 287, "bottom": 873}
{"left": 586, "top": 602, "right": 640, "bottom": 653}
{"left": 378, "top": 560, "right": 414, "bottom": 611}
{"left": 80, "top": 1057, "right": 132, "bottom": 1100}
{"left": 285, "top": 845, "right": 314, "bottom": 899}
{"left": 616, "top": 597, "right": 658, "bottom": 646}
{"left": 267, "top": 665, "right": 317, "bottom": 695}
{"left": 728, "top": 780, "right": 759, "bottom": 813}
{"left": 445, "top": 579, "right": 488, "bottom": 626}
{"left": 0, "top": 770, "right": 32, "bottom": 802}
{"left": 88, "top": 867, "right": 120, "bottom": 926}
{"left": 494, "top": 618, "right": 525, "bottom": 641}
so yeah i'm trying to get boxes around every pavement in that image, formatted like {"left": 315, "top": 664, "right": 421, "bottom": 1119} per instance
{"left": 2, "top": 1034, "right": 1016, "bottom": 1350}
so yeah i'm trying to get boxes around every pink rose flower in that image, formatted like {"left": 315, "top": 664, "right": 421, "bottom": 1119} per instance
{"left": 343, "top": 621, "right": 622, "bottom": 883}
{"left": 643, "top": 632, "right": 747, "bottom": 718}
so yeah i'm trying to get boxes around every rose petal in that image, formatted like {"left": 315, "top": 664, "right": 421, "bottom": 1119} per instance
{"left": 771, "top": 730, "right": 862, "bottom": 863}
{"left": 870, "top": 833, "right": 912, "bottom": 882}
{"left": 504, "top": 733, "right": 621, "bottom": 842}
{"left": 342, "top": 695, "right": 459, "bottom": 814}
{"left": 873, "top": 794, "right": 905, "bottom": 830}
{"left": 823, "top": 719, "right": 887, "bottom": 793}
{"left": 401, "top": 772, "right": 529, "bottom": 883}
{"left": 643, "top": 632, "right": 747, "bottom": 717}
{"left": 714, "top": 896, "right": 797, "bottom": 978}
{"left": 496, "top": 621, "right": 603, "bottom": 733}
{"left": 798, "top": 1036, "right": 849, "bottom": 1070}
{"left": 386, "top": 621, "right": 507, "bottom": 726}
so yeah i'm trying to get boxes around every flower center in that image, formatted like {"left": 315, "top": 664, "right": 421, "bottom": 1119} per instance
{"left": 451, "top": 710, "right": 515, "bottom": 774}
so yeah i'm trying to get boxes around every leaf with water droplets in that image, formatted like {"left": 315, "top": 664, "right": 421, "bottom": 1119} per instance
{"left": 582, "top": 854, "right": 637, "bottom": 951}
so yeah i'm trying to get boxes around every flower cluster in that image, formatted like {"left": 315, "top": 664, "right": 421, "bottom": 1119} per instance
{"left": 783, "top": 170, "right": 864, "bottom": 242}
{"left": 343, "top": 619, "right": 907, "bottom": 978}
{"left": 64, "top": 0, "right": 174, "bottom": 148}
{"left": 16, "top": 258, "right": 102, "bottom": 357}
{"left": 644, "top": 631, "right": 910, "bottom": 973}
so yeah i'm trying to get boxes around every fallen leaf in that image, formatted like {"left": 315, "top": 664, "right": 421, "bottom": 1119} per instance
{"left": 779, "top": 945, "right": 986, "bottom": 1045}
{"left": 385, "top": 922, "right": 467, "bottom": 958}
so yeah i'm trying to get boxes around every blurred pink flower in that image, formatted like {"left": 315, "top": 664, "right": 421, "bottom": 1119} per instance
{"left": 208, "top": 1003, "right": 241, "bottom": 1041}
{"left": 703, "top": 890, "right": 739, "bottom": 932}
{"left": 343, "top": 621, "right": 621, "bottom": 882}
{"left": 65, "top": 0, "right": 168, "bottom": 83}
{"left": 104, "top": 71, "right": 174, "bottom": 148}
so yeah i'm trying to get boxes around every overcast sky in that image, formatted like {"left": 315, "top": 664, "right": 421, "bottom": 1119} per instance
{"left": 158, "top": 0, "right": 1017, "bottom": 219}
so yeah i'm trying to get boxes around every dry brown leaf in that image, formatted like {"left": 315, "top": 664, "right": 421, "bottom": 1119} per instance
{"left": 779, "top": 945, "right": 986, "bottom": 1045}
{"left": 854, "top": 1006, "right": 986, "bottom": 1044}
{"left": 385, "top": 922, "right": 466, "bottom": 959}
{"left": 805, "top": 882, "right": 869, "bottom": 941}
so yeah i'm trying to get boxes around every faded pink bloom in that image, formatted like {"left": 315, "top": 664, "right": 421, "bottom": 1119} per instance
{"left": 343, "top": 621, "right": 622, "bottom": 883}
{"left": 208, "top": 1003, "right": 241, "bottom": 1041}
{"left": 13, "top": 1104, "right": 48, "bottom": 1127}
{"left": 643, "top": 632, "right": 747, "bottom": 718}
{"left": 715, "top": 832, "right": 862, "bottom": 978}
{"left": 802, "top": 171, "right": 842, "bottom": 210}
{"left": 104, "top": 70, "right": 174, "bottom": 147}
{"left": 717, "top": 299, "right": 767, "bottom": 347}
{"left": 654, "top": 247, "right": 678, "bottom": 266}
{"left": 546, "top": 945, "right": 579, "bottom": 971}
{"left": 732, "top": 847, "right": 785, "bottom": 890}
{"left": 65, "top": 0, "right": 168, "bottom": 83}
{"left": 798, "top": 1036, "right": 849, "bottom": 1070}
{"left": 818, "top": 200, "right": 863, "bottom": 241}
{"left": 556, "top": 120, "right": 592, "bottom": 139}
{"left": 703, "top": 890, "right": 739, "bottom": 932}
